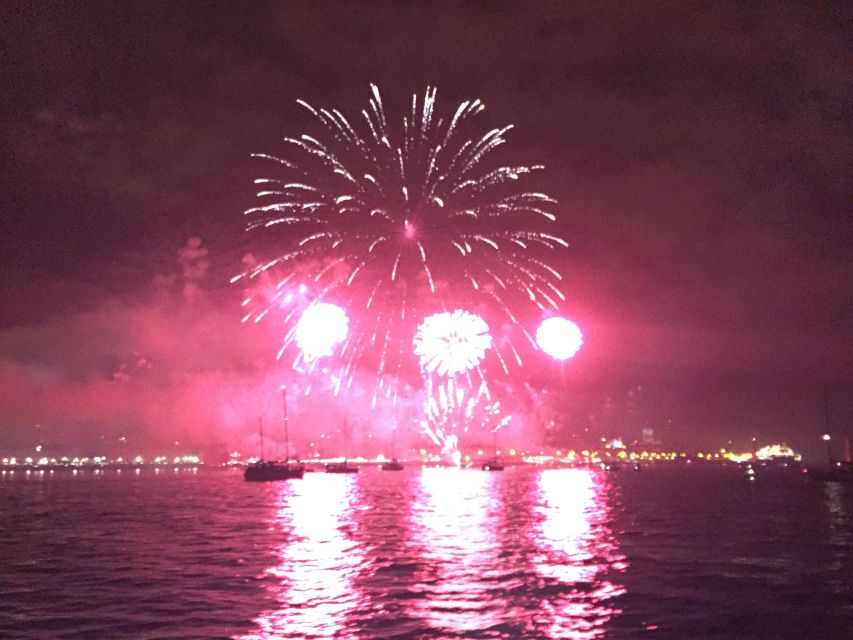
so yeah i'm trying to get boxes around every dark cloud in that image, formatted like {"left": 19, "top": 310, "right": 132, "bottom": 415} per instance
{"left": 2, "top": 1, "right": 851, "bottom": 457}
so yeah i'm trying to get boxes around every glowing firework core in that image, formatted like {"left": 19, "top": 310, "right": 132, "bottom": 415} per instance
{"left": 536, "top": 317, "right": 583, "bottom": 360}
{"left": 295, "top": 303, "right": 349, "bottom": 362}
{"left": 414, "top": 310, "right": 492, "bottom": 377}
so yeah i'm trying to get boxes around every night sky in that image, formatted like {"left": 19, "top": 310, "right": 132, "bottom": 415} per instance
{"left": 2, "top": 1, "right": 851, "bottom": 458}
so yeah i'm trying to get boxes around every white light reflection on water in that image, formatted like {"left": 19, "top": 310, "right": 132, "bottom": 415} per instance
{"left": 409, "top": 467, "right": 505, "bottom": 634}
{"left": 534, "top": 469, "right": 627, "bottom": 639}
{"left": 239, "top": 474, "right": 364, "bottom": 640}
{"left": 822, "top": 481, "right": 851, "bottom": 586}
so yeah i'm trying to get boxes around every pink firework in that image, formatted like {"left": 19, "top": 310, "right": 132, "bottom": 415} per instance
{"left": 238, "top": 85, "right": 568, "bottom": 402}
{"left": 294, "top": 303, "right": 349, "bottom": 362}
{"left": 414, "top": 310, "right": 492, "bottom": 377}
{"left": 536, "top": 316, "right": 583, "bottom": 361}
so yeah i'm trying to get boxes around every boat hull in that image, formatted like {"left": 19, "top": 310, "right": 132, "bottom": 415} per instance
{"left": 482, "top": 458, "right": 505, "bottom": 471}
{"left": 244, "top": 462, "right": 305, "bottom": 482}
{"left": 381, "top": 458, "right": 404, "bottom": 471}
{"left": 325, "top": 463, "right": 359, "bottom": 474}
{"left": 807, "top": 468, "right": 853, "bottom": 482}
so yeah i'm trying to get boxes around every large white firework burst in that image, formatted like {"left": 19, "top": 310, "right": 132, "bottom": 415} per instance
{"left": 293, "top": 302, "right": 349, "bottom": 363}
{"left": 414, "top": 309, "right": 492, "bottom": 377}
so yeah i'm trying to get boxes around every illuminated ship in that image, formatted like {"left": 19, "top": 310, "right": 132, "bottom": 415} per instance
{"left": 244, "top": 386, "right": 305, "bottom": 482}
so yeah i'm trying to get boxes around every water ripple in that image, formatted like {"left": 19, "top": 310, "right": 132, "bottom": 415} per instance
{"left": 1, "top": 466, "right": 851, "bottom": 638}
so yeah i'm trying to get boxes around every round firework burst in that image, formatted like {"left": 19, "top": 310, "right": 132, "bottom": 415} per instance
{"left": 236, "top": 85, "right": 568, "bottom": 403}
{"left": 414, "top": 309, "right": 492, "bottom": 377}
{"left": 535, "top": 316, "right": 583, "bottom": 361}
{"left": 294, "top": 302, "right": 349, "bottom": 363}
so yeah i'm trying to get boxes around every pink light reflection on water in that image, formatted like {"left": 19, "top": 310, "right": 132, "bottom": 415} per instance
{"left": 408, "top": 467, "right": 506, "bottom": 633}
{"left": 534, "top": 468, "right": 627, "bottom": 639}
{"left": 239, "top": 474, "right": 364, "bottom": 640}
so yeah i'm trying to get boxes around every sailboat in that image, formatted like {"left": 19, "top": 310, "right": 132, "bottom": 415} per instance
{"left": 807, "top": 387, "right": 852, "bottom": 482}
{"left": 381, "top": 426, "right": 404, "bottom": 471}
{"left": 326, "top": 416, "right": 359, "bottom": 474}
{"left": 481, "top": 457, "right": 505, "bottom": 471}
{"left": 481, "top": 428, "right": 505, "bottom": 471}
{"left": 244, "top": 385, "right": 305, "bottom": 482}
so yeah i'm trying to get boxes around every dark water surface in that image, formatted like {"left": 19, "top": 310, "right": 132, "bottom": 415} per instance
{"left": 1, "top": 467, "right": 851, "bottom": 639}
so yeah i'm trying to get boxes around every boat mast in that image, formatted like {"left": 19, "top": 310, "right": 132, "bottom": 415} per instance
{"left": 824, "top": 385, "right": 833, "bottom": 465}
{"left": 343, "top": 415, "right": 348, "bottom": 461}
{"left": 282, "top": 385, "right": 289, "bottom": 461}
{"left": 259, "top": 416, "right": 265, "bottom": 461}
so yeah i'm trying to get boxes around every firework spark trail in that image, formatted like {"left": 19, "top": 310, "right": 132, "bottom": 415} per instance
{"left": 238, "top": 85, "right": 569, "bottom": 446}
{"left": 413, "top": 310, "right": 511, "bottom": 462}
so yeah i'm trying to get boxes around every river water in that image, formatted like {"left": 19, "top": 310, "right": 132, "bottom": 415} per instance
{"left": 1, "top": 466, "right": 851, "bottom": 639}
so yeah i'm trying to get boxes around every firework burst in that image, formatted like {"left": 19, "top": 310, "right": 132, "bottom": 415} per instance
{"left": 294, "top": 302, "right": 349, "bottom": 364}
{"left": 536, "top": 317, "right": 583, "bottom": 361}
{"left": 236, "top": 85, "right": 568, "bottom": 412}
{"left": 414, "top": 310, "right": 492, "bottom": 377}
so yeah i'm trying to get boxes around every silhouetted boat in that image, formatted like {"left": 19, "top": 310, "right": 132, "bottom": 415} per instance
{"left": 245, "top": 460, "right": 304, "bottom": 481}
{"left": 806, "top": 389, "right": 852, "bottom": 482}
{"left": 244, "top": 386, "right": 305, "bottom": 482}
{"left": 325, "top": 461, "right": 359, "bottom": 474}
{"left": 381, "top": 458, "right": 404, "bottom": 471}
{"left": 381, "top": 427, "right": 403, "bottom": 470}
{"left": 807, "top": 463, "right": 853, "bottom": 482}
{"left": 326, "top": 416, "right": 358, "bottom": 474}
{"left": 482, "top": 457, "right": 505, "bottom": 471}
{"left": 482, "top": 429, "right": 505, "bottom": 470}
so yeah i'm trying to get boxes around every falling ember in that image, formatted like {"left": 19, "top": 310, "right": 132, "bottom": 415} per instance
{"left": 414, "top": 310, "right": 492, "bottom": 377}
{"left": 536, "top": 317, "right": 583, "bottom": 361}
{"left": 294, "top": 303, "right": 349, "bottom": 362}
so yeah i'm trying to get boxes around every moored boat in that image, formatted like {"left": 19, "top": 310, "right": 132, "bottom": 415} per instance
{"left": 244, "top": 385, "right": 304, "bottom": 482}
{"left": 326, "top": 416, "right": 358, "bottom": 473}
{"left": 482, "top": 457, "right": 505, "bottom": 471}
{"left": 380, "top": 458, "right": 404, "bottom": 471}
{"left": 326, "top": 461, "right": 359, "bottom": 474}
{"left": 807, "top": 462, "right": 853, "bottom": 482}
{"left": 245, "top": 460, "right": 304, "bottom": 481}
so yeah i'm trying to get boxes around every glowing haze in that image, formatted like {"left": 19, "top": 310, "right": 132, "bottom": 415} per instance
{"left": 3, "top": 4, "right": 851, "bottom": 461}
